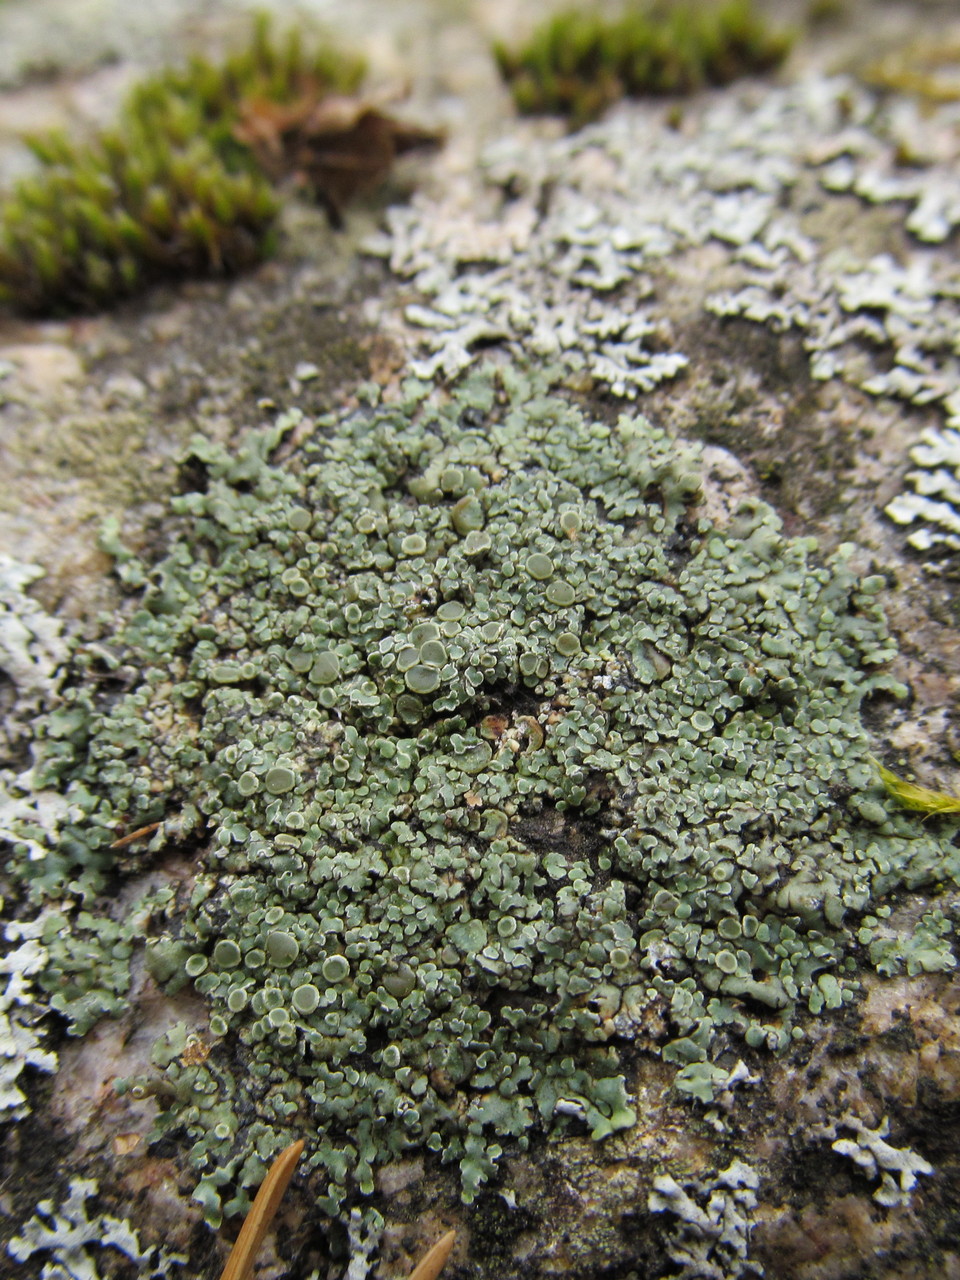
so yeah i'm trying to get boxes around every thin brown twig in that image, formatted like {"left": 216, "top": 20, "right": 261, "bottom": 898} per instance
{"left": 109, "top": 821, "right": 162, "bottom": 849}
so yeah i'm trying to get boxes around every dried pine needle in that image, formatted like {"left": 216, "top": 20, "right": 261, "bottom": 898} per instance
{"left": 408, "top": 1229, "right": 457, "bottom": 1280}
{"left": 872, "top": 756, "right": 960, "bottom": 816}
{"left": 217, "top": 1140, "right": 454, "bottom": 1280}
{"left": 219, "top": 1139, "right": 304, "bottom": 1280}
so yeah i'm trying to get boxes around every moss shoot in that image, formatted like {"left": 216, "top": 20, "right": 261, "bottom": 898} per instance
{"left": 0, "top": 15, "right": 364, "bottom": 315}
{"left": 495, "top": 0, "right": 792, "bottom": 125}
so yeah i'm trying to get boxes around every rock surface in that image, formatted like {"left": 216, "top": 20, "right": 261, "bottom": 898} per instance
{"left": 0, "top": 2, "right": 958, "bottom": 1279}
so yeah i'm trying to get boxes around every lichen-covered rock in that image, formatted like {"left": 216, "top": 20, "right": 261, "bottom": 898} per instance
{"left": 8, "top": 1176, "right": 186, "bottom": 1278}
{"left": 0, "top": 556, "right": 68, "bottom": 757}
{"left": 3, "top": 362, "right": 956, "bottom": 1226}
{"left": 649, "top": 1158, "right": 762, "bottom": 1279}
{"left": 886, "top": 427, "right": 960, "bottom": 555}
{"left": 376, "top": 59, "right": 960, "bottom": 564}
{"left": 830, "top": 1113, "right": 933, "bottom": 1210}
{"left": 0, "top": 917, "right": 57, "bottom": 1121}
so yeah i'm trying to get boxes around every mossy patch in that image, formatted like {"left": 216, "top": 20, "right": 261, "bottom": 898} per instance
{"left": 0, "top": 14, "right": 364, "bottom": 315}
{"left": 495, "top": 0, "right": 792, "bottom": 126}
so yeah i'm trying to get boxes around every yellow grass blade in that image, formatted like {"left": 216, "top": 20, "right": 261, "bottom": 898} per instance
{"left": 872, "top": 756, "right": 960, "bottom": 816}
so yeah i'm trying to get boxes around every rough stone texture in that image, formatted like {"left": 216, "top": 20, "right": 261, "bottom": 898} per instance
{"left": 0, "top": 2, "right": 958, "bottom": 1280}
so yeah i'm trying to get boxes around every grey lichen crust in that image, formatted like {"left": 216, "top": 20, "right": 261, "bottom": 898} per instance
{"left": 376, "top": 67, "right": 960, "bottom": 560}
{"left": 0, "top": 556, "right": 68, "bottom": 757}
{"left": 648, "top": 1159, "right": 762, "bottom": 1279}
{"left": 0, "top": 917, "right": 57, "bottom": 1120}
{"left": 829, "top": 1113, "right": 933, "bottom": 1210}
{"left": 4, "top": 364, "right": 957, "bottom": 1221}
{"left": 0, "top": 558, "right": 67, "bottom": 1119}
{"left": 9, "top": 1176, "right": 186, "bottom": 1279}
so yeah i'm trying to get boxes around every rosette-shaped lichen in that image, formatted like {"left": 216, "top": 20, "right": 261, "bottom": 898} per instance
{"left": 9, "top": 365, "right": 958, "bottom": 1221}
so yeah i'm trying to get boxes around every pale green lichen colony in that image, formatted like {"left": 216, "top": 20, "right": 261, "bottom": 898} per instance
{"left": 10, "top": 364, "right": 959, "bottom": 1222}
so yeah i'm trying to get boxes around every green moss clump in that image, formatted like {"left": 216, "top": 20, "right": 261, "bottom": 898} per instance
{"left": 8, "top": 364, "right": 958, "bottom": 1223}
{"left": 0, "top": 16, "right": 364, "bottom": 315}
{"left": 495, "top": 0, "right": 792, "bottom": 125}
{"left": 862, "top": 40, "right": 960, "bottom": 104}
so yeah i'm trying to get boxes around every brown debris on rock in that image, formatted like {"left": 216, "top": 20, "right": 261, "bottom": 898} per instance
{"left": 233, "top": 92, "right": 442, "bottom": 226}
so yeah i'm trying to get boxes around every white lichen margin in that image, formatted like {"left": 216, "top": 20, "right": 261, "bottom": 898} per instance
{"left": 0, "top": 917, "right": 57, "bottom": 1119}
{"left": 831, "top": 1112, "right": 934, "bottom": 1209}
{"left": 0, "top": 559, "right": 70, "bottom": 1119}
{"left": 648, "top": 1158, "right": 763, "bottom": 1280}
{"left": 8, "top": 1177, "right": 186, "bottom": 1280}
{"left": 0, "top": 555, "right": 72, "bottom": 864}
{"left": 0, "top": 556, "right": 67, "bottom": 723}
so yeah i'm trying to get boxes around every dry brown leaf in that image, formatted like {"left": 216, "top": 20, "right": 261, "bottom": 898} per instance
{"left": 233, "top": 93, "right": 441, "bottom": 225}
{"left": 112, "top": 1133, "right": 142, "bottom": 1156}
